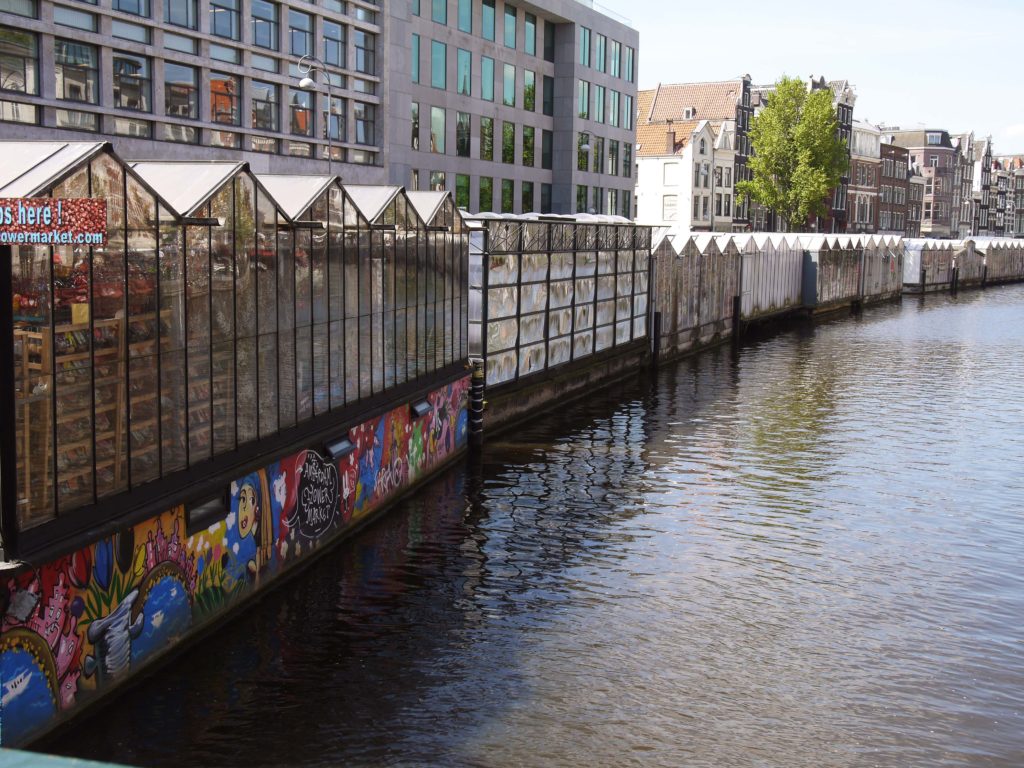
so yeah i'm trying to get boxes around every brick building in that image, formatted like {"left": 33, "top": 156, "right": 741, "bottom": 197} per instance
{"left": 847, "top": 120, "right": 880, "bottom": 233}
{"left": 890, "top": 128, "right": 957, "bottom": 238}
{"left": 878, "top": 139, "right": 909, "bottom": 235}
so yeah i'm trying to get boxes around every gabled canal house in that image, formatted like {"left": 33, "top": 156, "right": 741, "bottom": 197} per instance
{"left": 889, "top": 128, "right": 958, "bottom": 238}
{"left": 636, "top": 77, "right": 754, "bottom": 229}
{"left": 634, "top": 118, "right": 736, "bottom": 232}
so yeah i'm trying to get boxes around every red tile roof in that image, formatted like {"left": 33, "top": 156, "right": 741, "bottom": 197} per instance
{"left": 638, "top": 80, "right": 744, "bottom": 124}
{"left": 635, "top": 120, "right": 702, "bottom": 157}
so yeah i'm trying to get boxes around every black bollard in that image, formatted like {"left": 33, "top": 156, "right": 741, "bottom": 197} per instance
{"left": 469, "top": 358, "right": 485, "bottom": 446}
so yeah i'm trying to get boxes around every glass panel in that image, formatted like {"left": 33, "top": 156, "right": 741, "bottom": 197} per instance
{"left": 89, "top": 156, "right": 128, "bottom": 500}
{"left": 294, "top": 229, "right": 312, "bottom": 421}
{"left": 210, "top": 186, "right": 235, "bottom": 454}
{"left": 12, "top": 244, "right": 54, "bottom": 526}
{"left": 231, "top": 179, "right": 256, "bottom": 445}
{"left": 125, "top": 181, "right": 159, "bottom": 486}
{"left": 185, "top": 220, "right": 211, "bottom": 465}
{"left": 487, "top": 285, "right": 518, "bottom": 319}
{"left": 277, "top": 228, "right": 296, "bottom": 427}
{"left": 256, "top": 191, "right": 278, "bottom": 437}
{"left": 158, "top": 219, "right": 187, "bottom": 472}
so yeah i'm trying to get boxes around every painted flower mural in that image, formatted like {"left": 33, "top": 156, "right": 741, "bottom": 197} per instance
{"left": 0, "top": 378, "right": 469, "bottom": 746}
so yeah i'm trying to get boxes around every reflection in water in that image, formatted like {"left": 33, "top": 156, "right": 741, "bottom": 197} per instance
{"left": 51, "top": 287, "right": 1024, "bottom": 767}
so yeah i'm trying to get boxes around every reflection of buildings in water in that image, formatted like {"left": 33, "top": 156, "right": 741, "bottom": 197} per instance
{"left": 479, "top": 386, "right": 652, "bottom": 583}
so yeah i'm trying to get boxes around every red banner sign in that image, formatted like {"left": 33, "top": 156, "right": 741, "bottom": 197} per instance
{"left": 0, "top": 198, "right": 107, "bottom": 246}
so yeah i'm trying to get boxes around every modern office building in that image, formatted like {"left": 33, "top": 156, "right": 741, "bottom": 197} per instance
{"left": 0, "top": 0, "right": 638, "bottom": 210}
{"left": 391, "top": 0, "right": 638, "bottom": 215}
{"left": 0, "top": 0, "right": 389, "bottom": 180}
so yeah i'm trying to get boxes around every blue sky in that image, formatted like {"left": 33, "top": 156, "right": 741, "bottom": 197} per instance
{"left": 608, "top": 0, "right": 1024, "bottom": 154}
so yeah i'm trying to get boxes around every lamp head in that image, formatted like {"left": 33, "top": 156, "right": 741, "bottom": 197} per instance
{"left": 298, "top": 76, "right": 317, "bottom": 90}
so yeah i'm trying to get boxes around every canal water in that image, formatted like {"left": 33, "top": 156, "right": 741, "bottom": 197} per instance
{"left": 49, "top": 286, "right": 1024, "bottom": 767}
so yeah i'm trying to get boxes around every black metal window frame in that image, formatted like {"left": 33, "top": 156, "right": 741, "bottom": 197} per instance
{"left": 474, "top": 218, "right": 651, "bottom": 388}
{"left": 3, "top": 159, "right": 469, "bottom": 559}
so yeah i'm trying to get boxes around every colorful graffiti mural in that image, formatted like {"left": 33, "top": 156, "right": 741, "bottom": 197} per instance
{"left": 0, "top": 378, "right": 468, "bottom": 746}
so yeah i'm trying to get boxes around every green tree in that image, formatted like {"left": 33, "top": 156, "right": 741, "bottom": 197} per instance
{"left": 738, "top": 76, "right": 848, "bottom": 231}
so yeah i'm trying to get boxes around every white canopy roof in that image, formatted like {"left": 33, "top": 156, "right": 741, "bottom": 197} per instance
{"left": 254, "top": 174, "right": 335, "bottom": 221}
{"left": 344, "top": 185, "right": 402, "bottom": 223}
{"left": 0, "top": 141, "right": 108, "bottom": 197}
{"left": 405, "top": 191, "right": 450, "bottom": 225}
{"left": 129, "top": 161, "right": 244, "bottom": 217}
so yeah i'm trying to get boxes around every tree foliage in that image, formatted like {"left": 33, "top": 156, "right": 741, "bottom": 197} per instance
{"left": 737, "top": 77, "right": 849, "bottom": 231}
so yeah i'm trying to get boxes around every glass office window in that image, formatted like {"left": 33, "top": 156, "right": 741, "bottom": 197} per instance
{"left": 251, "top": 79, "right": 279, "bottom": 131}
{"left": 503, "top": 3, "right": 516, "bottom": 48}
{"left": 325, "top": 20, "right": 345, "bottom": 68}
{"left": 252, "top": 0, "right": 278, "bottom": 50}
{"left": 209, "top": 0, "right": 239, "bottom": 39}
{"left": 354, "top": 102, "right": 374, "bottom": 144}
{"left": 479, "top": 176, "right": 493, "bottom": 212}
{"left": 481, "top": 55, "right": 494, "bottom": 101}
{"left": 502, "top": 120, "right": 514, "bottom": 164}
{"left": 480, "top": 115, "right": 493, "bottom": 161}
{"left": 522, "top": 125, "right": 534, "bottom": 167}
{"left": 431, "top": 40, "right": 446, "bottom": 89}
{"left": 290, "top": 87, "right": 312, "bottom": 135}
{"left": 354, "top": 31, "right": 375, "bottom": 74}
{"left": 456, "top": 110, "right": 470, "bottom": 157}
{"left": 112, "top": 53, "right": 150, "bottom": 112}
{"left": 457, "top": 48, "right": 471, "bottom": 95}
{"left": 210, "top": 71, "right": 240, "bottom": 124}
{"left": 289, "top": 9, "right": 312, "bottom": 57}
{"left": 164, "top": 62, "right": 197, "bottom": 118}
{"left": 430, "top": 105, "right": 445, "bottom": 153}
{"left": 411, "top": 33, "right": 420, "bottom": 82}
{"left": 166, "top": 0, "right": 197, "bottom": 28}
{"left": 482, "top": 0, "right": 494, "bottom": 40}
{"left": 503, "top": 63, "right": 514, "bottom": 107}
{"left": 455, "top": 174, "right": 470, "bottom": 209}
{"left": 501, "top": 179, "right": 513, "bottom": 212}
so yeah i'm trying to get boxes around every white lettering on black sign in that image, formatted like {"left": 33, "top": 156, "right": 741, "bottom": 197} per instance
{"left": 289, "top": 451, "right": 340, "bottom": 538}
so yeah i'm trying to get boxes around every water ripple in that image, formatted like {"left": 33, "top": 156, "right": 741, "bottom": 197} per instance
{"left": 51, "top": 285, "right": 1024, "bottom": 768}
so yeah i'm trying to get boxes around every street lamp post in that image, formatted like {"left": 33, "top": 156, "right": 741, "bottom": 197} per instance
{"left": 296, "top": 55, "right": 337, "bottom": 178}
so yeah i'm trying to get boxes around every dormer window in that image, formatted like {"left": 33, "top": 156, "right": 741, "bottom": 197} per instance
{"left": 684, "top": 107, "right": 695, "bottom": 119}
{"left": 926, "top": 132, "right": 942, "bottom": 145}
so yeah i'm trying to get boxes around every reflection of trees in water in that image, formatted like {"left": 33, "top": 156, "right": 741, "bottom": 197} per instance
{"left": 741, "top": 337, "right": 839, "bottom": 491}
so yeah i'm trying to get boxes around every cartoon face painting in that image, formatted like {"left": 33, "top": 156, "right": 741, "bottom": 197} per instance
{"left": 236, "top": 483, "right": 258, "bottom": 540}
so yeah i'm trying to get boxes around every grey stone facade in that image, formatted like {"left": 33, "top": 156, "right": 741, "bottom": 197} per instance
{"left": 0, "top": 0, "right": 383, "bottom": 181}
